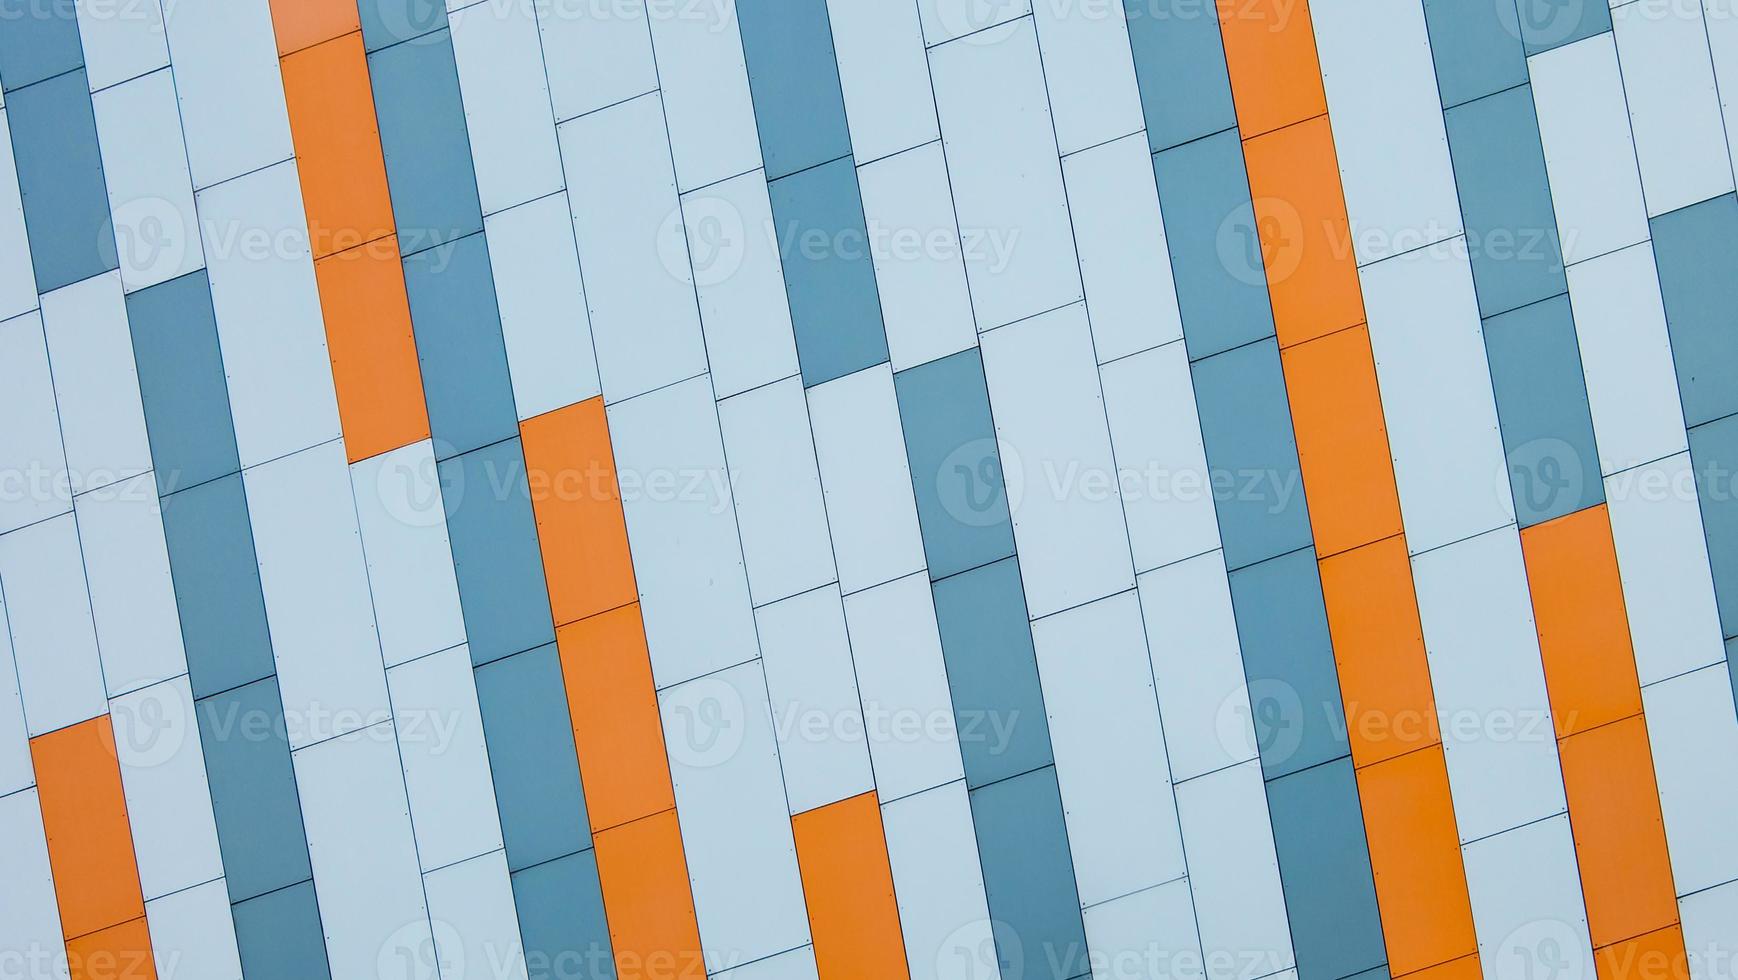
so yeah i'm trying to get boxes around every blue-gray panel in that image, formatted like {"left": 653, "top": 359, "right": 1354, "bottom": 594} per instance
{"left": 1443, "top": 85, "right": 1567, "bottom": 318}
{"left": 402, "top": 233, "right": 518, "bottom": 459}
{"left": 893, "top": 348, "right": 1018, "bottom": 581}
{"left": 7, "top": 67, "right": 119, "bottom": 293}
{"left": 197, "top": 678, "right": 316, "bottom": 903}
{"left": 932, "top": 558, "right": 1054, "bottom": 789}
{"left": 1265, "top": 758, "right": 1387, "bottom": 980}
{"left": 1690, "top": 415, "right": 1738, "bottom": 642}
{"left": 356, "top": 0, "right": 448, "bottom": 52}
{"left": 510, "top": 850, "right": 616, "bottom": 980}
{"left": 736, "top": 0, "right": 852, "bottom": 180}
{"left": 1482, "top": 294, "right": 1604, "bottom": 527}
{"left": 1420, "top": 0, "right": 1528, "bottom": 109}
{"left": 0, "top": 0, "right": 83, "bottom": 92}
{"left": 160, "top": 474, "right": 277, "bottom": 701}
{"left": 1228, "top": 548, "right": 1350, "bottom": 780}
{"left": 1122, "top": 0, "right": 1236, "bottom": 152}
{"left": 1152, "top": 130, "right": 1278, "bottom": 361}
{"left": 368, "top": 27, "right": 484, "bottom": 256}
{"left": 231, "top": 881, "right": 333, "bottom": 980}
{"left": 438, "top": 439, "right": 557, "bottom": 666}
{"left": 1189, "top": 339, "right": 1314, "bottom": 571}
{"left": 968, "top": 766, "right": 1089, "bottom": 980}
{"left": 474, "top": 644, "right": 590, "bottom": 872}
{"left": 127, "top": 270, "right": 242, "bottom": 495}
{"left": 1515, "top": 0, "right": 1611, "bottom": 56}
{"left": 1651, "top": 194, "right": 1738, "bottom": 430}
{"left": 767, "top": 157, "right": 889, "bottom": 387}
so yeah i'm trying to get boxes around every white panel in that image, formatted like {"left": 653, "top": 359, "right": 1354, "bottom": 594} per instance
{"left": 1311, "top": 0, "right": 1464, "bottom": 263}
{"left": 1413, "top": 529, "right": 1567, "bottom": 843}
{"left": 929, "top": 19, "right": 1083, "bottom": 329}
{"left": 881, "top": 782, "right": 998, "bottom": 980}
{"left": 244, "top": 442, "right": 390, "bottom": 748}
{"left": 423, "top": 850, "right": 529, "bottom": 980}
{"left": 1101, "top": 342, "right": 1219, "bottom": 575}
{"left": 451, "top": 0, "right": 564, "bottom": 215}
{"left": 609, "top": 376, "right": 759, "bottom": 688}
{"left": 0, "top": 790, "right": 71, "bottom": 980}
{"left": 856, "top": 143, "right": 977, "bottom": 372}
{"left": 1607, "top": 453, "right": 1726, "bottom": 685}
{"left": 713, "top": 946, "right": 820, "bottom": 980}
{"left": 0, "top": 110, "right": 36, "bottom": 321}
{"left": 1641, "top": 665, "right": 1738, "bottom": 895}
{"left": 386, "top": 645, "right": 505, "bottom": 872}
{"left": 351, "top": 440, "right": 467, "bottom": 668}
{"left": 1173, "top": 760, "right": 1294, "bottom": 980}
{"left": 1030, "top": 0, "right": 1143, "bottom": 154}
{"left": 484, "top": 193, "right": 601, "bottom": 421}
{"left": 536, "top": 0, "right": 657, "bottom": 122}
{"left": 1082, "top": 878, "right": 1202, "bottom": 980}
{"left": 843, "top": 572, "right": 964, "bottom": 803}
{"left": 75, "top": 0, "right": 169, "bottom": 91}
{"left": 1, "top": 513, "right": 106, "bottom": 736}
{"left": 161, "top": 0, "right": 294, "bottom": 189}
{"left": 39, "top": 272, "right": 152, "bottom": 496}
{"left": 1707, "top": 0, "right": 1738, "bottom": 188}
{"left": 806, "top": 365, "right": 927, "bottom": 594}
{"left": 74, "top": 476, "right": 184, "bottom": 696}
{"left": 757, "top": 586, "right": 871, "bottom": 814}
{"left": 0, "top": 588, "right": 29, "bottom": 795}
{"left": 111, "top": 676, "right": 223, "bottom": 900}
{"left": 646, "top": 0, "right": 764, "bottom": 192}
{"left": 295, "top": 723, "right": 434, "bottom": 980}
{"left": 1137, "top": 552, "right": 1254, "bottom": 782}
{"left": 982, "top": 304, "right": 1133, "bottom": 618}
{"left": 92, "top": 68, "right": 204, "bottom": 291}
{"left": 916, "top": 0, "right": 1031, "bottom": 46}
{"left": 0, "top": 313, "right": 70, "bottom": 534}
{"left": 559, "top": 93, "right": 709, "bottom": 403}
{"left": 824, "top": 0, "right": 938, "bottom": 163}
{"left": 1613, "top": 1, "right": 1735, "bottom": 216}
{"left": 719, "top": 378, "right": 835, "bottom": 607}
{"left": 1681, "top": 880, "right": 1738, "bottom": 980}
{"left": 1363, "top": 242, "right": 1515, "bottom": 552}
{"left": 1462, "top": 816, "right": 1595, "bottom": 980}
{"left": 144, "top": 878, "right": 243, "bottom": 980}
{"left": 199, "top": 160, "right": 342, "bottom": 468}
{"left": 1032, "top": 592, "right": 1183, "bottom": 907}
{"left": 660, "top": 661, "right": 810, "bottom": 967}
{"left": 682, "top": 170, "right": 800, "bottom": 399}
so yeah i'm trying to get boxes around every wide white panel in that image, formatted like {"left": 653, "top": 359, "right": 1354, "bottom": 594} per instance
{"left": 1614, "top": 1, "right": 1735, "bottom": 216}
{"left": 451, "top": 0, "right": 564, "bottom": 215}
{"left": 881, "top": 782, "right": 997, "bottom": 980}
{"left": 757, "top": 586, "right": 872, "bottom": 814}
{"left": 144, "top": 878, "right": 243, "bottom": 980}
{"left": 74, "top": 476, "right": 184, "bottom": 696}
{"left": 719, "top": 378, "right": 836, "bottom": 607}
{"left": 559, "top": 93, "right": 709, "bottom": 403}
{"left": 1138, "top": 552, "right": 1254, "bottom": 782}
{"left": 0, "top": 111, "right": 36, "bottom": 321}
{"left": 857, "top": 143, "right": 977, "bottom": 372}
{"left": 982, "top": 304, "right": 1133, "bottom": 618}
{"left": 1101, "top": 342, "right": 1219, "bottom": 574}
{"left": 39, "top": 272, "right": 152, "bottom": 496}
{"left": 683, "top": 170, "right": 800, "bottom": 399}
{"left": 1607, "top": 453, "right": 1726, "bottom": 684}
{"left": 646, "top": 0, "right": 763, "bottom": 191}
{"left": 160, "top": 0, "right": 294, "bottom": 189}
{"left": 386, "top": 646, "right": 505, "bottom": 872}
{"left": 1641, "top": 664, "right": 1738, "bottom": 895}
{"left": 824, "top": 0, "right": 938, "bottom": 163}
{"left": 244, "top": 442, "right": 390, "bottom": 748}
{"left": 916, "top": 0, "right": 1030, "bottom": 46}
{"left": 111, "top": 676, "right": 223, "bottom": 900}
{"left": 1082, "top": 878, "right": 1201, "bottom": 980}
{"left": 1681, "top": 880, "right": 1738, "bottom": 980}
{"left": 0, "top": 514, "right": 106, "bottom": 736}
{"left": 806, "top": 365, "right": 927, "bottom": 594}
{"left": 713, "top": 946, "right": 820, "bottom": 980}
{"left": 1173, "top": 760, "right": 1295, "bottom": 980}
{"left": 423, "top": 850, "right": 529, "bottom": 980}
{"left": 929, "top": 19, "right": 1083, "bottom": 329}
{"left": 0, "top": 312, "right": 71, "bottom": 533}
{"left": 661, "top": 661, "right": 810, "bottom": 967}
{"left": 1031, "top": 0, "right": 1143, "bottom": 154}
{"left": 484, "top": 193, "right": 601, "bottom": 421}
{"left": 76, "top": 0, "right": 169, "bottom": 91}
{"left": 0, "top": 790, "right": 71, "bottom": 980}
{"left": 1530, "top": 34, "right": 1650, "bottom": 265}
{"left": 536, "top": 0, "right": 657, "bottom": 121}
{"left": 0, "top": 589, "right": 29, "bottom": 794}
{"left": 1062, "top": 133, "right": 1183, "bottom": 363}
{"left": 609, "top": 375, "right": 759, "bottom": 687}
{"left": 93, "top": 68, "right": 204, "bottom": 291}
{"left": 351, "top": 440, "right": 467, "bottom": 668}
{"left": 1463, "top": 816, "right": 1594, "bottom": 980}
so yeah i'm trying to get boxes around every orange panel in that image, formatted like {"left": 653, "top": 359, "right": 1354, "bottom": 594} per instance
{"left": 594, "top": 810, "right": 706, "bottom": 980}
{"left": 1320, "top": 536, "right": 1440, "bottom": 767}
{"left": 268, "top": 0, "right": 360, "bottom": 56}
{"left": 30, "top": 717, "right": 146, "bottom": 940}
{"left": 1559, "top": 716, "right": 1679, "bottom": 949}
{"left": 281, "top": 33, "right": 395, "bottom": 260}
{"left": 522, "top": 398, "right": 639, "bottom": 627}
{"left": 1217, "top": 0, "right": 1328, "bottom": 136}
{"left": 65, "top": 918, "right": 156, "bottom": 980}
{"left": 1595, "top": 927, "right": 1690, "bottom": 980}
{"left": 1280, "top": 326, "right": 1404, "bottom": 557}
{"left": 1355, "top": 746, "right": 1478, "bottom": 977}
{"left": 1245, "top": 117, "right": 1366, "bottom": 347}
{"left": 558, "top": 605, "right": 675, "bottom": 833}
{"left": 1520, "top": 506, "right": 1644, "bottom": 737}
{"left": 791, "top": 792, "right": 909, "bottom": 980}
{"left": 1401, "top": 954, "right": 1482, "bottom": 980}
{"left": 313, "top": 237, "right": 430, "bottom": 461}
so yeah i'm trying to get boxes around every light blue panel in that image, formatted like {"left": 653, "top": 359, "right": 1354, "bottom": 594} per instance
{"left": 473, "top": 644, "right": 590, "bottom": 872}
{"left": 368, "top": 27, "right": 483, "bottom": 255}
{"left": 1652, "top": 194, "right": 1738, "bottom": 429}
{"left": 196, "top": 678, "right": 314, "bottom": 903}
{"left": 1122, "top": 0, "right": 1236, "bottom": 152}
{"left": 126, "top": 270, "right": 240, "bottom": 495}
{"left": 767, "top": 157, "right": 889, "bottom": 387}
{"left": 1443, "top": 84, "right": 1568, "bottom": 318}
{"left": 509, "top": 850, "right": 616, "bottom": 980}
{"left": 1152, "top": 130, "right": 1277, "bottom": 361}
{"left": 160, "top": 473, "right": 276, "bottom": 700}
{"left": 1482, "top": 294, "right": 1605, "bottom": 527}
{"left": 1420, "top": 0, "right": 1528, "bottom": 109}
{"left": 968, "top": 766, "right": 1090, "bottom": 980}
{"left": 231, "top": 880, "right": 332, "bottom": 980}
{"left": 1264, "top": 758, "right": 1387, "bottom": 980}
{"left": 7, "top": 68, "right": 119, "bottom": 293}
{"left": 735, "top": 0, "right": 852, "bottom": 180}
{"left": 0, "top": 0, "right": 83, "bottom": 92}
{"left": 1690, "top": 416, "right": 1738, "bottom": 641}
{"left": 1515, "top": 0, "right": 1610, "bottom": 57}
{"left": 893, "top": 348, "right": 1017, "bottom": 581}
{"left": 1189, "top": 339, "right": 1314, "bottom": 572}
{"left": 357, "top": 0, "right": 448, "bottom": 52}
{"left": 932, "top": 558, "right": 1053, "bottom": 789}
{"left": 402, "top": 232, "right": 517, "bottom": 460}
{"left": 438, "top": 439, "right": 556, "bottom": 666}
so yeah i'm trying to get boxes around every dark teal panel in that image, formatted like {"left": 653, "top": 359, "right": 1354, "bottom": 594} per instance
{"left": 1189, "top": 339, "right": 1313, "bottom": 571}
{"left": 402, "top": 233, "right": 518, "bottom": 460}
{"left": 231, "top": 881, "right": 332, "bottom": 980}
{"left": 736, "top": 0, "right": 852, "bottom": 180}
{"left": 1514, "top": 0, "right": 1611, "bottom": 56}
{"left": 0, "top": 0, "right": 82, "bottom": 92}
{"left": 1122, "top": 0, "right": 1236, "bottom": 152}
{"left": 126, "top": 270, "right": 241, "bottom": 495}
{"left": 1651, "top": 194, "right": 1738, "bottom": 429}
{"left": 932, "top": 558, "right": 1053, "bottom": 789}
{"left": 1443, "top": 85, "right": 1567, "bottom": 318}
{"left": 1420, "top": 0, "right": 1528, "bottom": 109}
{"left": 438, "top": 439, "right": 557, "bottom": 666}
{"left": 356, "top": 0, "right": 448, "bottom": 52}
{"left": 968, "top": 766, "right": 1089, "bottom": 980}
{"left": 160, "top": 474, "right": 277, "bottom": 701}
{"left": 893, "top": 349, "right": 1017, "bottom": 581}
{"left": 1152, "top": 131, "right": 1277, "bottom": 361}
{"left": 510, "top": 850, "right": 616, "bottom": 980}
{"left": 197, "top": 678, "right": 315, "bottom": 903}
{"left": 368, "top": 27, "right": 483, "bottom": 256}
{"left": 1690, "top": 415, "right": 1738, "bottom": 641}
{"left": 1265, "top": 758, "right": 1386, "bottom": 980}
{"left": 474, "top": 644, "right": 590, "bottom": 872}
{"left": 767, "top": 157, "right": 889, "bottom": 387}
{"left": 7, "top": 67, "right": 119, "bottom": 293}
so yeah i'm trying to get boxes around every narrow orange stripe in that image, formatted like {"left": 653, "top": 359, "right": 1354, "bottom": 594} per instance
{"left": 1595, "top": 926, "right": 1691, "bottom": 980}
{"left": 66, "top": 918, "right": 156, "bottom": 980}
{"left": 313, "top": 237, "right": 430, "bottom": 462}
{"left": 1560, "top": 717, "right": 1679, "bottom": 949}
{"left": 594, "top": 811, "right": 706, "bottom": 980}
{"left": 267, "top": 0, "right": 360, "bottom": 56}
{"left": 1246, "top": 118, "right": 1365, "bottom": 349}
{"left": 29, "top": 717, "right": 147, "bottom": 942}
{"left": 792, "top": 792, "right": 909, "bottom": 980}
{"left": 523, "top": 399, "right": 640, "bottom": 627}
{"left": 280, "top": 32, "right": 396, "bottom": 261}
{"left": 1320, "top": 537, "right": 1440, "bottom": 767}
{"left": 1215, "top": 0, "right": 1328, "bottom": 137}
{"left": 557, "top": 605, "right": 676, "bottom": 833}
